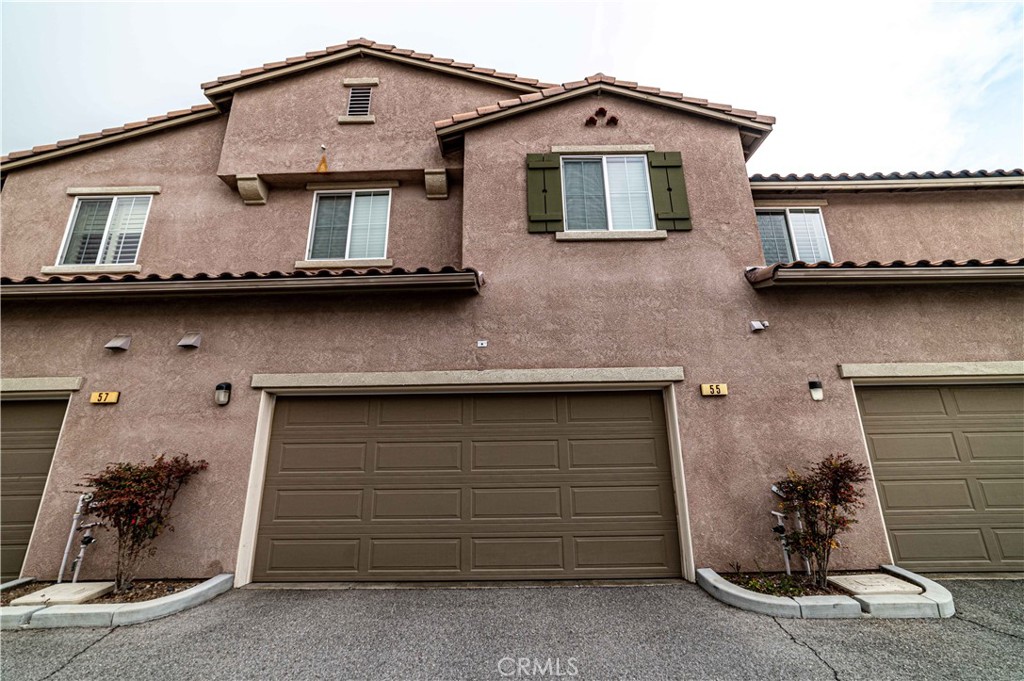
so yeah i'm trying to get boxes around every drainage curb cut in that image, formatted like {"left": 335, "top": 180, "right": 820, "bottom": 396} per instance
{"left": 696, "top": 568, "right": 954, "bottom": 619}
{"left": 1, "top": 574, "right": 233, "bottom": 629}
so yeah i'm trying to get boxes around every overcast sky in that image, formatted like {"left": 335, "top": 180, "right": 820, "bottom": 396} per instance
{"left": 2, "top": 1, "right": 1021, "bottom": 175}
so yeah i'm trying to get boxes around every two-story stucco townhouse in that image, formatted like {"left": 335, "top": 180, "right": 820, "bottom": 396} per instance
{"left": 1, "top": 38, "right": 1022, "bottom": 586}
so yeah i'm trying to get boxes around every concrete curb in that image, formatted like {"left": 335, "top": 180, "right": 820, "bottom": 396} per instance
{"left": 1, "top": 574, "right": 233, "bottom": 629}
{"left": 696, "top": 568, "right": 955, "bottom": 619}
{"left": 113, "top": 573, "right": 233, "bottom": 626}
{"left": 696, "top": 568, "right": 801, "bottom": 618}
{"left": 0, "top": 605, "right": 45, "bottom": 629}
{"left": 882, "top": 564, "right": 956, "bottom": 618}
{"left": 794, "top": 594, "right": 862, "bottom": 619}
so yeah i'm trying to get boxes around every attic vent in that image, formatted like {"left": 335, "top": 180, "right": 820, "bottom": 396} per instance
{"left": 347, "top": 87, "right": 372, "bottom": 116}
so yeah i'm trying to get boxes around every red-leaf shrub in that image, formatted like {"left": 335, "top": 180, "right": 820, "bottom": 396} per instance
{"left": 773, "top": 453, "right": 870, "bottom": 588}
{"left": 79, "top": 454, "right": 208, "bottom": 592}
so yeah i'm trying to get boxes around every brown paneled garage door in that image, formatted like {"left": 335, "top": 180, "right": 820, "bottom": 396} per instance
{"left": 858, "top": 384, "right": 1024, "bottom": 572}
{"left": 1, "top": 400, "right": 67, "bottom": 581}
{"left": 254, "top": 391, "right": 681, "bottom": 581}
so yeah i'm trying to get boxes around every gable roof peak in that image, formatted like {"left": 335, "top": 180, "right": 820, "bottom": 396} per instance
{"left": 200, "top": 38, "right": 555, "bottom": 106}
{"left": 435, "top": 74, "right": 775, "bottom": 159}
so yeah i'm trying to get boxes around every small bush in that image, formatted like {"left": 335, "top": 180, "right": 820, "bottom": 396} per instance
{"left": 773, "top": 453, "right": 869, "bottom": 588}
{"left": 79, "top": 454, "right": 208, "bottom": 592}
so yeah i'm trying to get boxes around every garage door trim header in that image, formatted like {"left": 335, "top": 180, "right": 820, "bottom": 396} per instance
{"left": 252, "top": 367, "right": 685, "bottom": 392}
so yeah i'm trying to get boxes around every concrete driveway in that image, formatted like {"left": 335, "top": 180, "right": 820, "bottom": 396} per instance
{"left": 2, "top": 579, "right": 1021, "bottom": 680}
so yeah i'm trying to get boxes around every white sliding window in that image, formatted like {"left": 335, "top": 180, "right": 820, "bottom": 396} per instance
{"left": 59, "top": 195, "right": 152, "bottom": 265}
{"left": 756, "top": 208, "right": 832, "bottom": 264}
{"left": 307, "top": 190, "right": 391, "bottom": 260}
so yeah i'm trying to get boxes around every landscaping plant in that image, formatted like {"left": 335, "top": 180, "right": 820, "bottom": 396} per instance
{"left": 773, "top": 453, "right": 870, "bottom": 588}
{"left": 79, "top": 454, "right": 208, "bottom": 592}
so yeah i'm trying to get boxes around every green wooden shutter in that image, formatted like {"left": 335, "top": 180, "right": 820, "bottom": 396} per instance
{"left": 647, "top": 151, "right": 691, "bottom": 231}
{"left": 526, "top": 153, "right": 564, "bottom": 233}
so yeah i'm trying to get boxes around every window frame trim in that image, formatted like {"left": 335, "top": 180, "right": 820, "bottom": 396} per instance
{"left": 755, "top": 206, "right": 834, "bottom": 264}
{"left": 559, "top": 154, "right": 657, "bottom": 232}
{"left": 55, "top": 194, "right": 153, "bottom": 267}
{"left": 305, "top": 188, "right": 393, "bottom": 262}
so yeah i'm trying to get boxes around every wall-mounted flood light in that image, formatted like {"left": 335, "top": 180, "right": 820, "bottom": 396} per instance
{"left": 808, "top": 380, "right": 824, "bottom": 401}
{"left": 215, "top": 382, "right": 232, "bottom": 406}
{"left": 104, "top": 335, "right": 131, "bottom": 351}
{"left": 750, "top": 320, "right": 770, "bottom": 332}
{"left": 178, "top": 332, "right": 202, "bottom": 349}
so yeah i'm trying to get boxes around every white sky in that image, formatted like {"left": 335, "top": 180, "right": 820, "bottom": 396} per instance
{"left": 2, "top": 1, "right": 1021, "bottom": 175}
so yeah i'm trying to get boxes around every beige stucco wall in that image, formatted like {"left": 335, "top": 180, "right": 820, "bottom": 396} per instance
{"left": 216, "top": 55, "right": 517, "bottom": 177}
{"left": 456, "top": 92, "right": 1023, "bottom": 572}
{"left": 2, "top": 81, "right": 1022, "bottom": 581}
{"left": 819, "top": 190, "right": 1024, "bottom": 262}
{"left": 0, "top": 121, "right": 466, "bottom": 277}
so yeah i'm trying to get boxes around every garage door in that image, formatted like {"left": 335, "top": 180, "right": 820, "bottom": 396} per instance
{"left": 254, "top": 391, "right": 681, "bottom": 581}
{"left": 857, "top": 384, "right": 1024, "bottom": 572}
{"left": 1, "top": 400, "right": 67, "bottom": 581}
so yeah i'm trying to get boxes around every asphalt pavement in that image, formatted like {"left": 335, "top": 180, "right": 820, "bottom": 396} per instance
{"left": 1, "top": 579, "right": 1021, "bottom": 680}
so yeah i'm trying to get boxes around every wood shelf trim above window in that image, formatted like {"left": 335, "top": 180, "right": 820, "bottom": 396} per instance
{"left": 551, "top": 144, "right": 656, "bottom": 153}
{"left": 342, "top": 77, "right": 379, "bottom": 86}
{"left": 338, "top": 115, "right": 376, "bottom": 124}
{"left": 555, "top": 230, "right": 668, "bottom": 241}
{"left": 0, "top": 376, "right": 83, "bottom": 394}
{"left": 295, "top": 259, "right": 393, "bottom": 269}
{"left": 305, "top": 181, "right": 400, "bottom": 191}
{"left": 67, "top": 186, "right": 161, "bottom": 196}
{"left": 41, "top": 264, "right": 142, "bottom": 275}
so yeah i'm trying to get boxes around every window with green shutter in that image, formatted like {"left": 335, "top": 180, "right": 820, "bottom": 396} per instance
{"left": 526, "top": 151, "right": 691, "bottom": 233}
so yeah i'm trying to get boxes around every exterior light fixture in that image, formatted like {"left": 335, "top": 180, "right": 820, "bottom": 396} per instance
{"left": 215, "top": 382, "right": 232, "bottom": 406}
{"left": 808, "top": 380, "right": 824, "bottom": 401}
{"left": 104, "top": 335, "right": 131, "bottom": 351}
{"left": 178, "top": 332, "right": 202, "bottom": 349}
{"left": 750, "top": 320, "right": 770, "bottom": 332}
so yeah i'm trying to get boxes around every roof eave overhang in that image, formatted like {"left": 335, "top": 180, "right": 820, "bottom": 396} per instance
{"left": 0, "top": 272, "right": 481, "bottom": 301}
{"left": 436, "top": 83, "right": 774, "bottom": 157}
{"left": 0, "top": 108, "right": 222, "bottom": 175}
{"left": 749, "top": 177, "right": 1024, "bottom": 194}
{"left": 749, "top": 266, "right": 1024, "bottom": 289}
{"left": 203, "top": 47, "right": 542, "bottom": 110}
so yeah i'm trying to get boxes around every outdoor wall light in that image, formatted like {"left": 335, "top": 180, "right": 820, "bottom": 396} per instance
{"left": 808, "top": 380, "right": 824, "bottom": 401}
{"left": 215, "top": 382, "right": 232, "bottom": 406}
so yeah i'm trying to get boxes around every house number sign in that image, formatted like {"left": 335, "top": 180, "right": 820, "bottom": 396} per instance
{"left": 700, "top": 384, "right": 728, "bottom": 396}
{"left": 89, "top": 391, "right": 120, "bottom": 404}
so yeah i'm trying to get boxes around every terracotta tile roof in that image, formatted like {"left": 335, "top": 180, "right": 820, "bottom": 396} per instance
{"left": 1, "top": 104, "right": 218, "bottom": 168}
{"left": 750, "top": 169, "right": 1023, "bottom": 182}
{"left": 1, "top": 266, "right": 482, "bottom": 298}
{"left": 745, "top": 258, "right": 1024, "bottom": 288}
{"left": 434, "top": 73, "right": 776, "bottom": 130}
{"left": 200, "top": 37, "right": 556, "bottom": 92}
{"left": 2, "top": 266, "right": 477, "bottom": 286}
